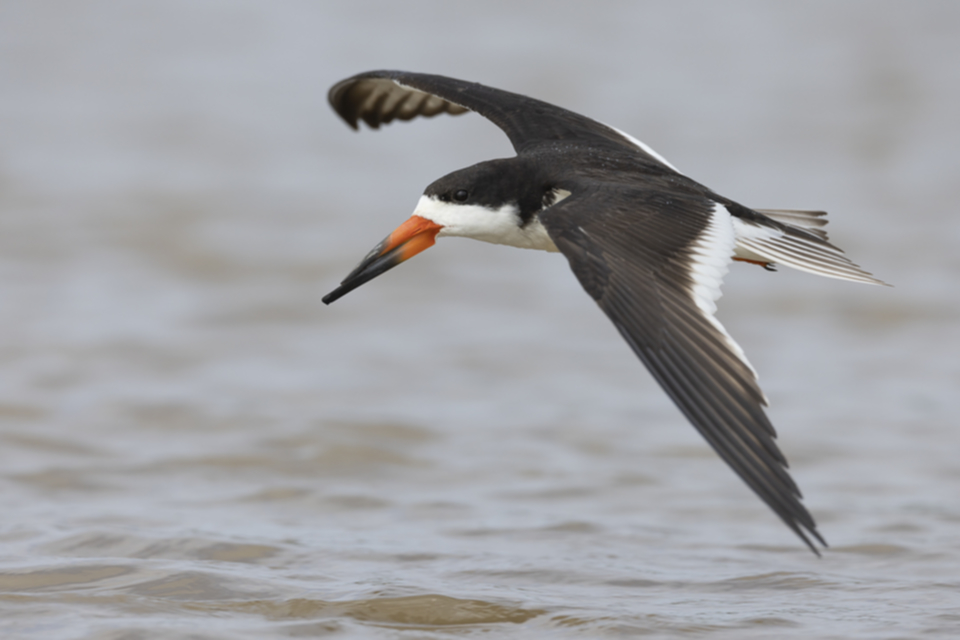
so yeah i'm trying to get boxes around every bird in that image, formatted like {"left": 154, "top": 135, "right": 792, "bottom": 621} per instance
{"left": 322, "top": 70, "right": 888, "bottom": 554}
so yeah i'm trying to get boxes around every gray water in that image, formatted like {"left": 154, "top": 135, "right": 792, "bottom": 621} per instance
{"left": 2, "top": 2, "right": 959, "bottom": 638}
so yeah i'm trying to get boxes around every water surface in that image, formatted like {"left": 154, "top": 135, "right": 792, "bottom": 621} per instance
{"left": 2, "top": 2, "right": 959, "bottom": 638}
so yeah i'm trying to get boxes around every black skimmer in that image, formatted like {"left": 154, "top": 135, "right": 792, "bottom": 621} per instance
{"left": 322, "top": 70, "right": 888, "bottom": 554}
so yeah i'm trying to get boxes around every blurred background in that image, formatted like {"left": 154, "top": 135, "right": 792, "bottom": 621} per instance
{"left": 1, "top": 2, "right": 958, "bottom": 638}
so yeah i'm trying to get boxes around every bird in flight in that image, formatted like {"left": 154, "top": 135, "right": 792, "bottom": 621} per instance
{"left": 322, "top": 70, "right": 888, "bottom": 554}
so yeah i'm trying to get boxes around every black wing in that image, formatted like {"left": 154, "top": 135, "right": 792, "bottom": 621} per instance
{"left": 328, "top": 70, "right": 671, "bottom": 163}
{"left": 539, "top": 187, "right": 826, "bottom": 553}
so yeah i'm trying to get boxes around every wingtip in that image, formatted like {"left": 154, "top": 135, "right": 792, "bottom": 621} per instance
{"left": 797, "top": 517, "right": 828, "bottom": 556}
{"left": 808, "top": 533, "right": 828, "bottom": 558}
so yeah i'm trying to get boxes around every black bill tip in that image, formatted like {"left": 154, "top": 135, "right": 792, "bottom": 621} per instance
{"left": 322, "top": 287, "right": 349, "bottom": 305}
{"left": 322, "top": 239, "right": 404, "bottom": 305}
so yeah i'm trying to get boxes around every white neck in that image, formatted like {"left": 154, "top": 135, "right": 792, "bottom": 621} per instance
{"left": 412, "top": 195, "right": 559, "bottom": 252}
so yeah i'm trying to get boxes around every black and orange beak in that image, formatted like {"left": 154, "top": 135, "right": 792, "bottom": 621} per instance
{"left": 322, "top": 215, "right": 443, "bottom": 304}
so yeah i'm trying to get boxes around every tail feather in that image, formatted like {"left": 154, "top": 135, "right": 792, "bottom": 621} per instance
{"left": 734, "top": 209, "right": 890, "bottom": 286}
{"left": 754, "top": 209, "right": 829, "bottom": 240}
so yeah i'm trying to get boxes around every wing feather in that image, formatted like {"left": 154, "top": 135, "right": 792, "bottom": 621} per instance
{"left": 329, "top": 70, "right": 676, "bottom": 166}
{"left": 541, "top": 191, "right": 825, "bottom": 552}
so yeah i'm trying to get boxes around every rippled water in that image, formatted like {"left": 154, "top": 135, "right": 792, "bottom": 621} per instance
{"left": 2, "top": 2, "right": 959, "bottom": 638}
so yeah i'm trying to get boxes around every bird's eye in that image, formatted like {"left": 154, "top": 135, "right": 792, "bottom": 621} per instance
{"left": 453, "top": 189, "right": 468, "bottom": 202}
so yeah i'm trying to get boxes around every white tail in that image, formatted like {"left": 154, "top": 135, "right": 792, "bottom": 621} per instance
{"left": 733, "top": 209, "right": 890, "bottom": 286}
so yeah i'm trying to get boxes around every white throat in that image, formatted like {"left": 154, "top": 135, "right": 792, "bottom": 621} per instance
{"left": 412, "top": 195, "right": 559, "bottom": 252}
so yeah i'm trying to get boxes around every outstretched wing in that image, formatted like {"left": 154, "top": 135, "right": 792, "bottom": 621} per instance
{"left": 328, "top": 70, "right": 671, "bottom": 163}
{"left": 539, "top": 187, "right": 826, "bottom": 553}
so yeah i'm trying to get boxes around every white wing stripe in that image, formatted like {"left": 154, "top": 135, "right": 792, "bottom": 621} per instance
{"left": 687, "top": 203, "right": 760, "bottom": 382}
{"left": 603, "top": 122, "right": 680, "bottom": 172}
